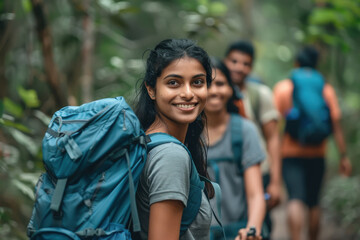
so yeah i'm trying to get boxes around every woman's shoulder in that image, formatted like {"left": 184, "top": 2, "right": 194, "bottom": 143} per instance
{"left": 146, "top": 142, "right": 192, "bottom": 170}
{"left": 148, "top": 142, "right": 189, "bottom": 159}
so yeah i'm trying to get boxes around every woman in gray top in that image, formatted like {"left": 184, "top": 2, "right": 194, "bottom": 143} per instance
{"left": 134, "top": 39, "right": 214, "bottom": 240}
{"left": 204, "top": 58, "right": 266, "bottom": 240}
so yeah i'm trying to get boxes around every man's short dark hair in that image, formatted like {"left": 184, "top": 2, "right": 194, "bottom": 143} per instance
{"left": 225, "top": 40, "right": 255, "bottom": 60}
{"left": 296, "top": 46, "right": 319, "bottom": 69}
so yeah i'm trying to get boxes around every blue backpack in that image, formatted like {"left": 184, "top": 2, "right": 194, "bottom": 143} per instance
{"left": 285, "top": 68, "right": 332, "bottom": 145}
{"left": 27, "top": 96, "right": 204, "bottom": 240}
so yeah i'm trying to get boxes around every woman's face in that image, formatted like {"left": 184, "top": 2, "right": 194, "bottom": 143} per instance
{"left": 146, "top": 57, "right": 208, "bottom": 128}
{"left": 205, "top": 68, "right": 233, "bottom": 113}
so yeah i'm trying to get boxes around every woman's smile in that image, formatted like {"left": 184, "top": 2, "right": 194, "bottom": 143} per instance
{"left": 174, "top": 103, "right": 197, "bottom": 110}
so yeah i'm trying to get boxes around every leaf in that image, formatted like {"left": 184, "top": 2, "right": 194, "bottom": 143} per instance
{"left": 309, "top": 9, "right": 339, "bottom": 25}
{"left": 7, "top": 128, "right": 38, "bottom": 156}
{"left": 33, "top": 110, "right": 51, "bottom": 126}
{"left": 1, "top": 119, "right": 31, "bottom": 133}
{"left": 18, "top": 87, "right": 40, "bottom": 108}
{"left": 3, "top": 98, "right": 23, "bottom": 118}
{"left": 19, "top": 172, "right": 42, "bottom": 186}
{"left": 198, "top": 0, "right": 209, "bottom": 7}
{"left": 208, "top": 2, "right": 227, "bottom": 16}
{"left": 21, "top": 0, "right": 32, "bottom": 13}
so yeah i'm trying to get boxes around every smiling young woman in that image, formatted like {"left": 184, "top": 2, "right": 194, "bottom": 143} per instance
{"left": 204, "top": 58, "right": 266, "bottom": 240}
{"left": 133, "top": 39, "right": 214, "bottom": 240}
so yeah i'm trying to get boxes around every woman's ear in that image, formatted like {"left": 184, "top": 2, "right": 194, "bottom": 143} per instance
{"left": 145, "top": 83, "right": 156, "bottom": 100}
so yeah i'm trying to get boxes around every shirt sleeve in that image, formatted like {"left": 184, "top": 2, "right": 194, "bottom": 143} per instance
{"left": 258, "top": 84, "right": 279, "bottom": 124}
{"left": 240, "top": 118, "right": 266, "bottom": 170}
{"left": 145, "top": 143, "right": 191, "bottom": 206}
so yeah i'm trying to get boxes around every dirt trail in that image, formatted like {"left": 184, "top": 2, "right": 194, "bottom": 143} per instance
{"left": 270, "top": 192, "right": 347, "bottom": 240}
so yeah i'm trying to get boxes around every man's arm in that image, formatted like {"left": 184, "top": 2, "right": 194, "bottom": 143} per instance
{"left": 332, "top": 118, "right": 352, "bottom": 176}
{"left": 324, "top": 84, "right": 352, "bottom": 176}
{"left": 262, "top": 120, "right": 282, "bottom": 209}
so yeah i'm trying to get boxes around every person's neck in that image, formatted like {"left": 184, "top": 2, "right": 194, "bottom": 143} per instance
{"left": 237, "top": 81, "right": 246, "bottom": 91}
{"left": 206, "top": 109, "right": 230, "bottom": 129}
{"left": 146, "top": 117, "right": 188, "bottom": 143}
{"left": 205, "top": 109, "right": 230, "bottom": 146}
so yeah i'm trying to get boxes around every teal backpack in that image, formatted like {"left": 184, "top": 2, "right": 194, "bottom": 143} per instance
{"left": 285, "top": 68, "right": 332, "bottom": 145}
{"left": 208, "top": 114, "right": 269, "bottom": 240}
{"left": 27, "top": 96, "right": 204, "bottom": 240}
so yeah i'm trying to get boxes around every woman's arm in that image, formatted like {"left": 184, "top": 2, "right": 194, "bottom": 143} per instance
{"left": 236, "top": 164, "right": 266, "bottom": 240}
{"left": 148, "top": 200, "right": 184, "bottom": 240}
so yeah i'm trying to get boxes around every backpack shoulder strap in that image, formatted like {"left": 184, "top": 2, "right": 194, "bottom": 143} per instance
{"left": 147, "top": 133, "right": 204, "bottom": 236}
{"left": 230, "top": 114, "right": 244, "bottom": 173}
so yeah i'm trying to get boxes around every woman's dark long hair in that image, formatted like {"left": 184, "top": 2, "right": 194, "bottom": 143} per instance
{"left": 210, "top": 57, "right": 240, "bottom": 113}
{"left": 135, "top": 39, "right": 214, "bottom": 197}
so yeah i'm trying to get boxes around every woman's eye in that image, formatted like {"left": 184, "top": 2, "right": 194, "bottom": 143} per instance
{"left": 215, "top": 82, "right": 225, "bottom": 87}
{"left": 193, "top": 79, "right": 205, "bottom": 86}
{"left": 167, "top": 80, "right": 179, "bottom": 86}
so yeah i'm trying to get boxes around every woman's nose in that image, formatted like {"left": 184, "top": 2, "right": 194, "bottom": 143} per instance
{"left": 180, "top": 85, "right": 194, "bottom": 99}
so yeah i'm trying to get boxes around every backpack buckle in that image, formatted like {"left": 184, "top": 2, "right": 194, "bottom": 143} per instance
{"left": 52, "top": 209, "right": 63, "bottom": 219}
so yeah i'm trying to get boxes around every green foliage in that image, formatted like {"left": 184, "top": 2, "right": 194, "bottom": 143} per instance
{"left": 307, "top": 0, "right": 360, "bottom": 50}
{"left": 18, "top": 87, "right": 40, "bottom": 108}
{"left": 1, "top": 87, "right": 46, "bottom": 239}
{"left": 322, "top": 176, "right": 360, "bottom": 238}
{"left": 3, "top": 98, "right": 23, "bottom": 119}
{"left": 21, "top": 0, "right": 32, "bottom": 13}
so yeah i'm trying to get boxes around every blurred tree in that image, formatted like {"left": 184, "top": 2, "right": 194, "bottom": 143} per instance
{"left": 0, "top": 1, "right": 15, "bottom": 116}
{"left": 30, "top": 0, "right": 68, "bottom": 108}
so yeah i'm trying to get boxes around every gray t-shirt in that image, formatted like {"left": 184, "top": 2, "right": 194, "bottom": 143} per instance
{"left": 136, "top": 142, "right": 212, "bottom": 240}
{"left": 207, "top": 116, "right": 265, "bottom": 224}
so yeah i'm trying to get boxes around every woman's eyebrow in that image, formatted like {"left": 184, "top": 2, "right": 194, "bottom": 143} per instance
{"left": 163, "top": 73, "right": 206, "bottom": 79}
{"left": 164, "top": 74, "right": 182, "bottom": 79}
{"left": 192, "top": 73, "right": 206, "bottom": 79}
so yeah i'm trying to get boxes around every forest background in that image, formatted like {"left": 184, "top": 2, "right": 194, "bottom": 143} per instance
{"left": 0, "top": 0, "right": 359, "bottom": 239}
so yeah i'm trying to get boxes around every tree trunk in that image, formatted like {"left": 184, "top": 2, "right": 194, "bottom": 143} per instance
{"left": 30, "top": 0, "right": 68, "bottom": 108}
{"left": 238, "top": 0, "right": 255, "bottom": 40}
{"left": 80, "top": 0, "right": 94, "bottom": 103}
{"left": 0, "top": 3, "right": 14, "bottom": 104}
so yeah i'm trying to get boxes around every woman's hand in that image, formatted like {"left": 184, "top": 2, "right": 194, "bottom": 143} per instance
{"left": 234, "top": 227, "right": 262, "bottom": 240}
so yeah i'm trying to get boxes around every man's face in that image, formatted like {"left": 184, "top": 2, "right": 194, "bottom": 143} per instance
{"left": 224, "top": 50, "right": 253, "bottom": 86}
